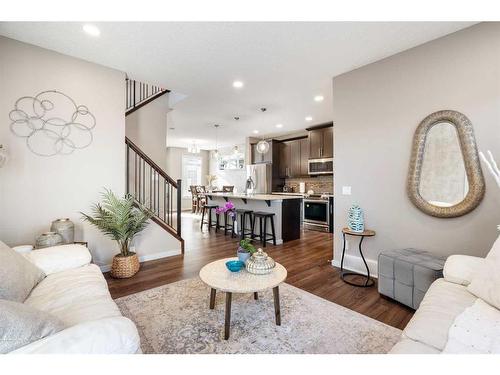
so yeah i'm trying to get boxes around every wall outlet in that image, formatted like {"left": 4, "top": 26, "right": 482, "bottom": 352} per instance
{"left": 342, "top": 186, "right": 351, "bottom": 195}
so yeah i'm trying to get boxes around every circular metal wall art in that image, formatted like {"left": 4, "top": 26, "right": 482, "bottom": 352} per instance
{"left": 9, "top": 90, "right": 96, "bottom": 157}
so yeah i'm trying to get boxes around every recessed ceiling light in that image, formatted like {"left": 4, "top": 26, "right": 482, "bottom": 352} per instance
{"left": 233, "top": 80, "right": 244, "bottom": 88}
{"left": 314, "top": 95, "right": 324, "bottom": 102}
{"left": 253, "top": 130, "right": 259, "bottom": 134}
{"left": 276, "top": 124, "right": 283, "bottom": 128}
{"left": 83, "top": 24, "right": 100, "bottom": 37}
{"left": 305, "top": 116, "right": 313, "bottom": 122}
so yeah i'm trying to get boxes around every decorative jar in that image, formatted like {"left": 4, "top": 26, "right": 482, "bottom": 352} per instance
{"left": 35, "top": 232, "right": 63, "bottom": 249}
{"left": 50, "top": 218, "right": 75, "bottom": 244}
{"left": 245, "top": 248, "right": 276, "bottom": 275}
{"left": 347, "top": 204, "right": 364, "bottom": 233}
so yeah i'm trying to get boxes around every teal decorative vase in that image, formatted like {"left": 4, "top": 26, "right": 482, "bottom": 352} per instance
{"left": 347, "top": 204, "right": 364, "bottom": 233}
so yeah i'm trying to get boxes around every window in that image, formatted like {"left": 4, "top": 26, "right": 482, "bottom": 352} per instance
{"left": 182, "top": 155, "right": 202, "bottom": 197}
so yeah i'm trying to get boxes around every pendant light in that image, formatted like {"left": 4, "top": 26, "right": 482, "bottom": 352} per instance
{"left": 256, "top": 107, "right": 270, "bottom": 154}
{"left": 188, "top": 141, "right": 200, "bottom": 154}
{"left": 212, "top": 124, "right": 220, "bottom": 159}
{"left": 256, "top": 139, "right": 270, "bottom": 154}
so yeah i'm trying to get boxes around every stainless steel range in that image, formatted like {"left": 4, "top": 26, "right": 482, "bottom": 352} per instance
{"left": 303, "top": 193, "right": 333, "bottom": 232}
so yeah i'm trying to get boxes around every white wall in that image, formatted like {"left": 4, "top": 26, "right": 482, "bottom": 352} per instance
{"left": 208, "top": 144, "right": 247, "bottom": 192}
{"left": 166, "top": 147, "right": 209, "bottom": 210}
{"left": 0, "top": 36, "right": 125, "bottom": 268}
{"left": 332, "top": 23, "right": 500, "bottom": 275}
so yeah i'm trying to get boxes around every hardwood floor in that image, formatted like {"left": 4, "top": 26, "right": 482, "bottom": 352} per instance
{"left": 105, "top": 212, "right": 414, "bottom": 330}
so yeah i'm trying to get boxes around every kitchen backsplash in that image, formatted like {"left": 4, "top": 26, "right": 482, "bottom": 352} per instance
{"left": 284, "top": 176, "right": 333, "bottom": 193}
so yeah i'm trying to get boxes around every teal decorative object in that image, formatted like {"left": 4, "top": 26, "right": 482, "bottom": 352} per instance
{"left": 347, "top": 204, "right": 364, "bottom": 233}
{"left": 225, "top": 260, "right": 245, "bottom": 272}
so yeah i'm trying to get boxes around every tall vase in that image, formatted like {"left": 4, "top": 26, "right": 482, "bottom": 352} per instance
{"left": 50, "top": 218, "right": 75, "bottom": 244}
{"left": 347, "top": 204, "right": 364, "bottom": 233}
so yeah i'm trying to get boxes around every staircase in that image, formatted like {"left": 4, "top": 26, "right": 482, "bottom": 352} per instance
{"left": 125, "top": 77, "right": 169, "bottom": 116}
{"left": 125, "top": 78, "right": 184, "bottom": 253}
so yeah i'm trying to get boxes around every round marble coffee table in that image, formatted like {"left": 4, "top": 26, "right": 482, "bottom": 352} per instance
{"left": 199, "top": 258, "right": 287, "bottom": 340}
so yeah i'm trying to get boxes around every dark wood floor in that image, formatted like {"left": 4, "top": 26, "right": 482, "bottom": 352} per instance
{"left": 105, "top": 212, "right": 414, "bottom": 330}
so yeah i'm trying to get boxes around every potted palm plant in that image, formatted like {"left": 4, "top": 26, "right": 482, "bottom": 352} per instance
{"left": 81, "top": 189, "right": 153, "bottom": 278}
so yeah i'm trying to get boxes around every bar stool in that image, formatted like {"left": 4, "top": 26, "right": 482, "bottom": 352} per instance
{"left": 222, "top": 211, "right": 236, "bottom": 238}
{"left": 200, "top": 204, "right": 219, "bottom": 231}
{"left": 251, "top": 212, "right": 277, "bottom": 247}
{"left": 236, "top": 209, "right": 253, "bottom": 239}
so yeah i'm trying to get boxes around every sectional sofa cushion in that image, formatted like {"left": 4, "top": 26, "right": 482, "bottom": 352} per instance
{"left": 467, "top": 259, "right": 500, "bottom": 310}
{"left": 389, "top": 338, "right": 440, "bottom": 354}
{"left": 25, "top": 264, "right": 122, "bottom": 326}
{"left": 0, "top": 299, "right": 65, "bottom": 353}
{"left": 0, "top": 240, "right": 45, "bottom": 302}
{"left": 402, "top": 278, "right": 476, "bottom": 351}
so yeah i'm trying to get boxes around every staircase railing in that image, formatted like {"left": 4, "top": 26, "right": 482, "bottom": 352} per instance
{"left": 126, "top": 78, "right": 169, "bottom": 116}
{"left": 125, "top": 136, "right": 184, "bottom": 253}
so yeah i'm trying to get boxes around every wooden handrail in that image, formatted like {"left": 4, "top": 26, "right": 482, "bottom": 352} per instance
{"left": 126, "top": 136, "right": 183, "bottom": 253}
{"left": 125, "top": 137, "right": 177, "bottom": 186}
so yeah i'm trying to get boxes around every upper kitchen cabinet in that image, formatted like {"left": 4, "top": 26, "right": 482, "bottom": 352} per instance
{"left": 251, "top": 140, "right": 274, "bottom": 164}
{"left": 278, "top": 138, "right": 309, "bottom": 178}
{"left": 308, "top": 123, "right": 333, "bottom": 159}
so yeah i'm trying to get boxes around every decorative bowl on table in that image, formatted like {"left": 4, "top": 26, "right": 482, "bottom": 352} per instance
{"left": 225, "top": 260, "right": 245, "bottom": 272}
{"left": 245, "top": 248, "right": 276, "bottom": 275}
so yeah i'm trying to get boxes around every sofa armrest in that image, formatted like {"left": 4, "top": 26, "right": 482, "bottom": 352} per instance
{"left": 24, "top": 244, "right": 91, "bottom": 275}
{"left": 443, "top": 255, "right": 485, "bottom": 286}
{"left": 10, "top": 317, "right": 140, "bottom": 354}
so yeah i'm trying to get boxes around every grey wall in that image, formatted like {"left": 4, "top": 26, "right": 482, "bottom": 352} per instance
{"left": 0, "top": 36, "right": 125, "bottom": 267}
{"left": 126, "top": 94, "right": 169, "bottom": 169}
{"left": 332, "top": 23, "right": 500, "bottom": 274}
{"left": 125, "top": 90, "right": 181, "bottom": 264}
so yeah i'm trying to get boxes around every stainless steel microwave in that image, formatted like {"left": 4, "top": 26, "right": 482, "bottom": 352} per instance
{"left": 308, "top": 158, "right": 333, "bottom": 175}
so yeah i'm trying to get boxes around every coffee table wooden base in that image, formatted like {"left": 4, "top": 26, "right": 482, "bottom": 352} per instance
{"left": 208, "top": 286, "right": 281, "bottom": 339}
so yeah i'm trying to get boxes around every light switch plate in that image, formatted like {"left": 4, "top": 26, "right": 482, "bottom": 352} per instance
{"left": 342, "top": 186, "right": 351, "bottom": 195}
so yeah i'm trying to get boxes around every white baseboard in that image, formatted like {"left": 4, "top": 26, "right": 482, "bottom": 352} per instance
{"left": 331, "top": 254, "right": 378, "bottom": 279}
{"left": 99, "top": 249, "right": 181, "bottom": 273}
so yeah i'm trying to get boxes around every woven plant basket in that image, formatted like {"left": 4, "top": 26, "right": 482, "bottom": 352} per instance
{"left": 111, "top": 252, "right": 140, "bottom": 279}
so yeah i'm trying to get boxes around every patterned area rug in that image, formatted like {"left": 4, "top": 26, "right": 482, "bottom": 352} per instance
{"left": 116, "top": 277, "right": 401, "bottom": 354}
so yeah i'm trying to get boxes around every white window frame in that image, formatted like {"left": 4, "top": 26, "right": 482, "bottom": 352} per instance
{"left": 181, "top": 154, "right": 203, "bottom": 198}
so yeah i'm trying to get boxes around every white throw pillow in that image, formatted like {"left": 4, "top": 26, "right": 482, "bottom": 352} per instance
{"left": 467, "top": 259, "right": 500, "bottom": 310}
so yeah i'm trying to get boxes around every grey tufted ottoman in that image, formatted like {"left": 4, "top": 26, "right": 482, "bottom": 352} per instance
{"left": 378, "top": 249, "right": 446, "bottom": 309}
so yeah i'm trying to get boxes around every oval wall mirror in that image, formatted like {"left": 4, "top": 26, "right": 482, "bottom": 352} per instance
{"left": 407, "top": 110, "right": 485, "bottom": 218}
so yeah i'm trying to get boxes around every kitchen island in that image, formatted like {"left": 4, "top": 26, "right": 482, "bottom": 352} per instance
{"left": 205, "top": 193, "right": 302, "bottom": 244}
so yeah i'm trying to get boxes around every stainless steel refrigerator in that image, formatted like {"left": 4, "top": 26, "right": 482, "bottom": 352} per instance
{"left": 246, "top": 164, "right": 272, "bottom": 194}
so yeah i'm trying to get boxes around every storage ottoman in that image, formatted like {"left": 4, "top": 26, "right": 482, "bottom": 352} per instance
{"left": 378, "top": 249, "right": 446, "bottom": 309}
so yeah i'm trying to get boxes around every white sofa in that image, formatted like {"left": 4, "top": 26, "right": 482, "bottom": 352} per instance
{"left": 10, "top": 244, "right": 141, "bottom": 354}
{"left": 389, "top": 252, "right": 496, "bottom": 354}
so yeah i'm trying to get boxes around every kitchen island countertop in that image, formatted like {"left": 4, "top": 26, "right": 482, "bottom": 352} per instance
{"left": 205, "top": 192, "right": 303, "bottom": 201}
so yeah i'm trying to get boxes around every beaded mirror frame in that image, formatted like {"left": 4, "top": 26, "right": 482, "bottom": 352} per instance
{"left": 407, "top": 110, "right": 485, "bottom": 218}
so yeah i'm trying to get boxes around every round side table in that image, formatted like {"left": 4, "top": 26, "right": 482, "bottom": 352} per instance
{"left": 340, "top": 227, "right": 376, "bottom": 287}
{"left": 199, "top": 258, "right": 287, "bottom": 340}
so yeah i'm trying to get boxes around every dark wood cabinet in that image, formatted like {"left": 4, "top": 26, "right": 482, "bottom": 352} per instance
{"left": 278, "top": 141, "right": 290, "bottom": 178}
{"left": 299, "top": 138, "right": 309, "bottom": 176}
{"left": 290, "top": 140, "right": 301, "bottom": 177}
{"left": 278, "top": 138, "right": 309, "bottom": 178}
{"left": 308, "top": 126, "right": 333, "bottom": 159}
{"left": 322, "top": 127, "right": 333, "bottom": 158}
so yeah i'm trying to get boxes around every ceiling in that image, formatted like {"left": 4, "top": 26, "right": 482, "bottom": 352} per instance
{"left": 0, "top": 22, "right": 475, "bottom": 149}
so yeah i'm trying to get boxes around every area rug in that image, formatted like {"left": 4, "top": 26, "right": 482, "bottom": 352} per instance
{"left": 115, "top": 277, "right": 401, "bottom": 354}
